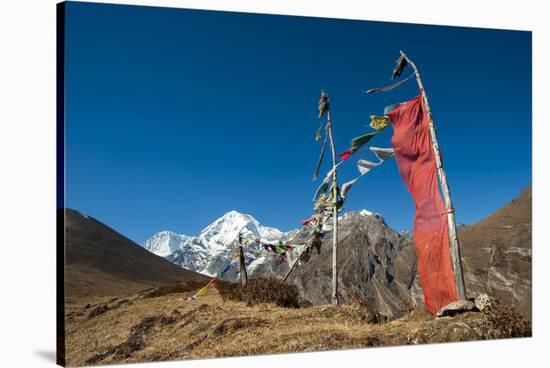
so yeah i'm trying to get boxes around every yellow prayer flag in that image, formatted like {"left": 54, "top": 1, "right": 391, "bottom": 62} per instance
{"left": 196, "top": 285, "right": 210, "bottom": 297}
{"left": 369, "top": 115, "right": 390, "bottom": 131}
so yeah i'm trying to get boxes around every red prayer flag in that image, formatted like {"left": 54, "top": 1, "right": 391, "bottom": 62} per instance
{"left": 387, "top": 93, "right": 458, "bottom": 314}
{"left": 337, "top": 149, "right": 353, "bottom": 161}
{"left": 301, "top": 214, "right": 316, "bottom": 226}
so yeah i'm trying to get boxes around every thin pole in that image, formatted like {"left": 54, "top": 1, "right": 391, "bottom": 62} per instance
{"left": 282, "top": 247, "right": 305, "bottom": 282}
{"left": 326, "top": 110, "right": 340, "bottom": 306}
{"left": 239, "top": 245, "right": 248, "bottom": 285}
{"left": 283, "top": 210, "right": 323, "bottom": 282}
{"left": 238, "top": 237, "right": 248, "bottom": 285}
{"left": 400, "top": 51, "right": 467, "bottom": 300}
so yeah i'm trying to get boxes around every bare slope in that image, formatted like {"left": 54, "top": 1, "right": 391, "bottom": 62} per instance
{"left": 64, "top": 209, "right": 208, "bottom": 299}
{"left": 459, "top": 187, "right": 532, "bottom": 319}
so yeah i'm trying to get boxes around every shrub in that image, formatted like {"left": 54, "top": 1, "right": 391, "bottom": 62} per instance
{"left": 398, "top": 297, "right": 418, "bottom": 314}
{"left": 217, "top": 278, "right": 303, "bottom": 308}
{"left": 481, "top": 299, "right": 531, "bottom": 339}
{"left": 355, "top": 299, "right": 389, "bottom": 324}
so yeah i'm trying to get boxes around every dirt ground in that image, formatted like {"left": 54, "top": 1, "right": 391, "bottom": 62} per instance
{"left": 64, "top": 286, "right": 510, "bottom": 367}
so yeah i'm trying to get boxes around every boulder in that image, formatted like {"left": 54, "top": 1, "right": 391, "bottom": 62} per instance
{"left": 474, "top": 293, "right": 491, "bottom": 312}
{"left": 436, "top": 300, "right": 476, "bottom": 317}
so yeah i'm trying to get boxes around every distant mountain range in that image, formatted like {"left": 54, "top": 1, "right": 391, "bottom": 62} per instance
{"left": 141, "top": 188, "right": 532, "bottom": 319}
{"left": 64, "top": 187, "right": 531, "bottom": 319}
{"left": 143, "top": 210, "right": 296, "bottom": 277}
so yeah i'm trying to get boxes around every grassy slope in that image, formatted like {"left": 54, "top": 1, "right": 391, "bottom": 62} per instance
{"left": 65, "top": 287, "right": 496, "bottom": 367}
{"left": 64, "top": 208, "right": 208, "bottom": 299}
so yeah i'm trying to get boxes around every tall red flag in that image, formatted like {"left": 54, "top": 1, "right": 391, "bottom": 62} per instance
{"left": 387, "top": 93, "right": 458, "bottom": 314}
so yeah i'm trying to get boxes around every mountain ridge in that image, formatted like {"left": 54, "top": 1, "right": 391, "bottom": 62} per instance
{"left": 64, "top": 208, "right": 208, "bottom": 299}
{"left": 143, "top": 210, "right": 294, "bottom": 276}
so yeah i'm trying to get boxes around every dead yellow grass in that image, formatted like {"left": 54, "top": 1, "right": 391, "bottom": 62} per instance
{"left": 64, "top": 287, "right": 502, "bottom": 366}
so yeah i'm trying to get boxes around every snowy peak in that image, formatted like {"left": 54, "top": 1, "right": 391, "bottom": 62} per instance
{"left": 197, "top": 210, "right": 285, "bottom": 250}
{"left": 198, "top": 211, "right": 257, "bottom": 251}
{"left": 143, "top": 210, "right": 289, "bottom": 277}
{"left": 143, "top": 231, "right": 194, "bottom": 257}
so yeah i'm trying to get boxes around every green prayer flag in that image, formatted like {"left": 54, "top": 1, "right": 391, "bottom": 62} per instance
{"left": 338, "top": 131, "right": 379, "bottom": 161}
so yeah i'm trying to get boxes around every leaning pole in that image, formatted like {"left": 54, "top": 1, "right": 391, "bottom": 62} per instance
{"left": 399, "top": 50, "right": 467, "bottom": 300}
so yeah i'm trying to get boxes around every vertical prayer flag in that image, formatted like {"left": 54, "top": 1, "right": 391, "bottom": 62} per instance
{"left": 386, "top": 93, "right": 457, "bottom": 314}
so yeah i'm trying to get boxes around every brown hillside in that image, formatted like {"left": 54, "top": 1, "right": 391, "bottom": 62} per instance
{"left": 459, "top": 188, "right": 532, "bottom": 319}
{"left": 64, "top": 287, "right": 528, "bottom": 367}
{"left": 63, "top": 209, "right": 208, "bottom": 299}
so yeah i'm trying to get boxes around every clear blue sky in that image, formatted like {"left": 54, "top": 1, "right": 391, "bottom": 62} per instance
{"left": 64, "top": 2, "right": 532, "bottom": 244}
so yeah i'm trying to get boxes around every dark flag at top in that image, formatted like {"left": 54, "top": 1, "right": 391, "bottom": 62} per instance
{"left": 318, "top": 90, "right": 330, "bottom": 118}
{"left": 392, "top": 53, "right": 409, "bottom": 80}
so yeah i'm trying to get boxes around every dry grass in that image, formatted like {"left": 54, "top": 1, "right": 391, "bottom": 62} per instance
{"left": 143, "top": 281, "right": 204, "bottom": 299}
{"left": 63, "top": 283, "right": 530, "bottom": 367}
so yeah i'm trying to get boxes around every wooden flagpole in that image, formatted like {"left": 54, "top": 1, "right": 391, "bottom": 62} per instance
{"left": 399, "top": 51, "right": 467, "bottom": 300}
{"left": 238, "top": 235, "right": 248, "bottom": 285}
{"left": 326, "top": 108, "right": 340, "bottom": 307}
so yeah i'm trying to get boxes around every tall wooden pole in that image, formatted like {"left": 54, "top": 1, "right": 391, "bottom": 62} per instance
{"left": 400, "top": 51, "right": 467, "bottom": 300}
{"left": 326, "top": 109, "right": 340, "bottom": 307}
{"left": 239, "top": 245, "right": 248, "bottom": 285}
{"left": 238, "top": 237, "right": 248, "bottom": 285}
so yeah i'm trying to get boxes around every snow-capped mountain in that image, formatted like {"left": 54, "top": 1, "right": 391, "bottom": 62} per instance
{"left": 143, "top": 210, "right": 292, "bottom": 277}
{"left": 143, "top": 231, "right": 194, "bottom": 257}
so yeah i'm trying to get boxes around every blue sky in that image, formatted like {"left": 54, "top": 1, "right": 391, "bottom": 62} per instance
{"left": 64, "top": 2, "right": 532, "bottom": 244}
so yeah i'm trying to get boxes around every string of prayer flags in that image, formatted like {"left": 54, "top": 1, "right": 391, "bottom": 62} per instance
{"left": 313, "top": 160, "right": 344, "bottom": 200}
{"left": 257, "top": 239, "right": 295, "bottom": 262}
{"left": 371, "top": 146, "right": 395, "bottom": 161}
{"left": 188, "top": 259, "right": 237, "bottom": 301}
{"left": 357, "top": 159, "right": 380, "bottom": 175}
{"left": 314, "top": 192, "right": 327, "bottom": 209}
{"left": 301, "top": 214, "right": 317, "bottom": 226}
{"left": 340, "top": 147, "right": 395, "bottom": 199}
{"left": 313, "top": 131, "right": 328, "bottom": 180}
{"left": 314, "top": 91, "right": 330, "bottom": 179}
{"left": 369, "top": 115, "right": 391, "bottom": 131}
{"left": 315, "top": 121, "right": 322, "bottom": 142}
{"left": 216, "top": 263, "right": 232, "bottom": 277}
{"left": 341, "top": 177, "right": 359, "bottom": 200}
{"left": 313, "top": 181, "right": 328, "bottom": 202}
{"left": 315, "top": 183, "right": 344, "bottom": 212}
{"left": 337, "top": 131, "right": 379, "bottom": 161}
